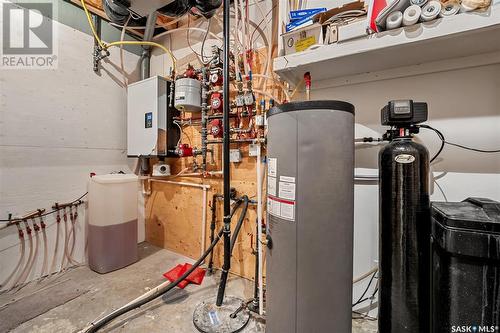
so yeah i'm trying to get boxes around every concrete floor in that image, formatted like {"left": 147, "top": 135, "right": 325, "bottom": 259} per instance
{"left": 0, "top": 243, "right": 377, "bottom": 333}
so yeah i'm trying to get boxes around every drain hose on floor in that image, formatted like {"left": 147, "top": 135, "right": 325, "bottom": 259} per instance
{"left": 81, "top": 228, "right": 225, "bottom": 333}
{"left": 81, "top": 193, "right": 251, "bottom": 333}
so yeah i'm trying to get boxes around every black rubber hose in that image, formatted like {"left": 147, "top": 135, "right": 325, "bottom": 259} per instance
{"left": 208, "top": 196, "right": 243, "bottom": 272}
{"left": 230, "top": 195, "right": 249, "bottom": 254}
{"left": 84, "top": 228, "right": 225, "bottom": 333}
{"left": 207, "top": 194, "right": 219, "bottom": 273}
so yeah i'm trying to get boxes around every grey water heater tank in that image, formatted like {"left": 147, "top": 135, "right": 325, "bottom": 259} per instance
{"left": 266, "top": 101, "right": 355, "bottom": 333}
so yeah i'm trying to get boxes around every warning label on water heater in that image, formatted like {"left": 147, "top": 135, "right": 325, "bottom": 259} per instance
{"left": 268, "top": 158, "right": 277, "bottom": 177}
{"left": 268, "top": 195, "right": 295, "bottom": 221}
{"left": 268, "top": 176, "right": 277, "bottom": 196}
{"left": 278, "top": 180, "right": 296, "bottom": 200}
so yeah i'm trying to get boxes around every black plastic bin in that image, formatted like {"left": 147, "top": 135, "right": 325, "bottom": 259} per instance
{"left": 431, "top": 197, "right": 500, "bottom": 333}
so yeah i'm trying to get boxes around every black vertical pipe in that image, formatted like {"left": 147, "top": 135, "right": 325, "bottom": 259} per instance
{"left": 92, "top": 14, "right": 101, "bottom": 73}
{"left": 215, "top": 0, "right": 231, "bottom": 307}
{"left": 208, "top": 194, "right": 218, "bottom": 273}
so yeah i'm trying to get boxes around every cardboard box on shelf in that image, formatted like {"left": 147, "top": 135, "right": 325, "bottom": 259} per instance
{"left": 281, "top": 0, "right": 368, "bottom": 54}
{"left": 282, "top": 23, "right": 324, "bottom": 55}
{"left": 337, "top": 18, "right": 370, "bottom": 42}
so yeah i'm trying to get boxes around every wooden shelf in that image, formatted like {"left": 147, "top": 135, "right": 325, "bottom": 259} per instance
{"left": 274, "top": 6, "right": 500, "bottom": 84}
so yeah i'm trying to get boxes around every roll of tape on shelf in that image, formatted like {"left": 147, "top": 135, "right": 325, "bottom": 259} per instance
{"left": 403, "top": 5, "right": 422, "bottom": 26}
{"left": 386, "top": 11, "right": 403, "bottom": 30}
{"left": 439, "top": 1, "right": 460, "bottom": 17}
{"left": 410, "top": 0, "right": 428, "bottom": 7}
{"left": 421, "top": 1, "right": 442, "bottom": 21}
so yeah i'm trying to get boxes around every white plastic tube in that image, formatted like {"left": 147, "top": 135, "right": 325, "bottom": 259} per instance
{"left": 0, "top": 227, "right": 25, "bottom": 291}
{"left": 403, "top": 5, "right": 422, "bottom": 26}
{"left": 25, "top": 224, "right": 39, "bottom": 282}
{"left": 38, "top": 222, "right": 48, "bottom": 280}
{"left": 201, "top": 188, "right": 208, "bottom": 257}
{"left": 353, "top": 267, "right": 378, "bottom": 284}
{"left": 13, "top": 221, "right": 33, "bottom": 289}
{"left": 49, "top": 219, "right": 60, "bottom": 275}
{"left": 421, "top": 1, "right": 442, "bottom": 21}
{"left": 66, "top": 208, "right": 80, "bottom": 266}
{"left": 14, "top": 220, "right": 39, "bottom": 290}
{"left": 386, "top": 11, "right": 403, "bottom": 30}
{"left": 60, "top": 211, "right": 69, "bottom": 271}
{"left": 252, "top": 0, "right": 272, "bottom": 81}
{"left": 233, "top": 0, "right": 240, "bottom": 79}
{"left": 256, "top": 143, "right": 264, "bottom": 315}
{"left": 239, "top": 0, "right": 248, "bottom": 74}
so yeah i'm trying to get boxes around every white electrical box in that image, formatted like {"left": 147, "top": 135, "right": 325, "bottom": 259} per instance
{"left": 249, "top": 144, "right": 260, "bottom": 157}
{"left": 230, "top": 149, "right": 242, "bottom": 163}
{"left": 255, "top": 114, "right": 265, "bottom": 126}
{"left": 127, "top": 76, "right": 179, "bottom": 157}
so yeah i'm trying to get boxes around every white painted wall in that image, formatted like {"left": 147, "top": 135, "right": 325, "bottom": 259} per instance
{"left": 0, "top": 10, "right": 140, "bottom": 286}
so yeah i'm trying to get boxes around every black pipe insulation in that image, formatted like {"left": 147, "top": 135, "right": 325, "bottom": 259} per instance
{"left": 207, "top": 194, "right": 219, "bottom": 273}
{"left": 208, "top": 196, "right": 244, "bottom": 273}
{"left": 215, "top": 0, "right": 231, "bottom": 307}
{"left": 84, "top": 228, "right": 225, "bottom": 333}
{"left": 230, "top": 195, "right": 249, "bottom": 254}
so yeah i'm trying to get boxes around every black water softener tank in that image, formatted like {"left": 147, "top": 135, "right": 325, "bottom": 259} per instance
{"left": 379, "top": 100, "right": 431, "bottom": 333}
{"left": 431, "top": 197, "right": 500, "bottom": 333}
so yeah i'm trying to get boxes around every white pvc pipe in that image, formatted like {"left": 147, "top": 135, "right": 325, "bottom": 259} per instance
{"left": 49, "top": 220, "right": 60, "bottom": 274}
{"left": 353, "top": 267, "right": 378, "bottom": 284}
{"left": 175, "top": 171, "right": 223, "bottom": 177}
{"left": 39, "top": 227, "right": 48, "bottom": 279}
{"left": 79, "top": 280, "right": 173, "bottom": 333}
{"left": 0, "top": 228, "right": 25, "bottom": 290}
{"left": 60, "top": 212, "right": 69, "bottom": 271}
{"left": 150, "top": 179, "right": 211, "bottom": 190}
{"left": 201, "top": 188, "right": 208, "bottom": 258}
{"left": 149, "top": 179, "right": 211, "bottom": 258}
{"left": 256, "top": 143, "right": 264, "bottom": 315}
{"left": 239, "top": 0, "right": 248, "bottom": 75}
{"left": 14, "top": 221, "right": 33, "bottom": 288}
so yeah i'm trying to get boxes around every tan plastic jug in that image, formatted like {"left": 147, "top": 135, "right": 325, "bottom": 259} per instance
{"left": 88, "top": 174, "right": 138, "bottom": 273}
